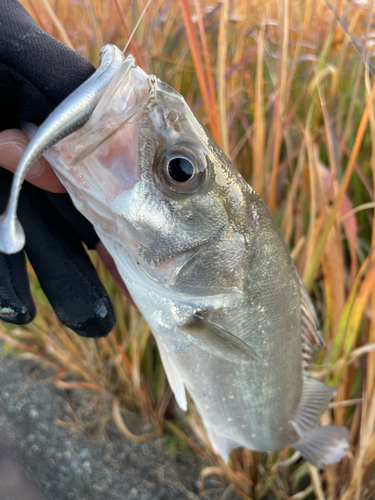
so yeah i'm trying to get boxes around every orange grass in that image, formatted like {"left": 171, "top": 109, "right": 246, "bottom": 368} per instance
{"left": 2, "top": 0, "right": 375, "bottom": 497}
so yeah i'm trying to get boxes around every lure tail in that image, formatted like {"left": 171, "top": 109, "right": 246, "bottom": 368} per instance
{"left": 0, "top": 44, "right": 125, "bottom": 255}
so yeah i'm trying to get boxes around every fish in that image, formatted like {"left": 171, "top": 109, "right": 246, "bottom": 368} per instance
{"left": 0, "top": 44, "right": 349, "bottom": 468}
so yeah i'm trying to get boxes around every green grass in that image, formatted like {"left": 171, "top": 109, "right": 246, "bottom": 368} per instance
{"left": 1, "top": 0, "right": 375, "bottom": 497}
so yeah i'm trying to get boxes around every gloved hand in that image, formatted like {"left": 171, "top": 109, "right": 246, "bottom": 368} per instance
{"left": 0, "top": 0, "right": 128, "bottom": 337}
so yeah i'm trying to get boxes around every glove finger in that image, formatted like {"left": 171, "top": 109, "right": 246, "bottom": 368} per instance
{"left": 0, "top": 168, "right": 36, "bottom": 324}
{"left": 45, "top": 191, "right": 100, "bottom": 250}
{"left": 0, "top": 251, "right": 36, "bottom": 325}
{"left": 0, "top": 168, "right": 116, "bottom": 337}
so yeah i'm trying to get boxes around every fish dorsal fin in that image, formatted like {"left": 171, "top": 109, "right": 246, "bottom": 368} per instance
{"left": 156, "top": 340, "right": 187, "bottom": 411}
{"left": 180, "top": 314, "right": 260, "bottom": 363}
{"left": 297, "top": 275, "right": 325, "bottom": 369}
{"left": 288, "top": 377, "right": 336, "bottom": 439}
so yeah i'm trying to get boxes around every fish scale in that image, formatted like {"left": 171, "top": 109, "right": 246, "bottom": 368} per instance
{"left": 0, "top": 45, "right": 349, "bottom": 468}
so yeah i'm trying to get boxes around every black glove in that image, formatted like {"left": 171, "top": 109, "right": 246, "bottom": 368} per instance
{"left": 0, "top": 0, "right": 116, "bottom": 337}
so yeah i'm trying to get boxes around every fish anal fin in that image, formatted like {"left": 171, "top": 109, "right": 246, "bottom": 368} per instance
{"left": 156, "top": 340, "right": 187, "bottom": 411}
{"left": 289, "top": 377, "right": 336, "bottom": 438}
{"left": 180, "top": 314, "right": 260, "bottom": 363}
{"left": 206, "top": 427, "right": 240, "bottom": 462}
{"left": 292, "top": 425, "right": 349, "bottom": 468}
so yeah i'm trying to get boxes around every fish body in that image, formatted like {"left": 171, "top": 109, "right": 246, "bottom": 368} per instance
{"left": 7, "top": 46, "right": 349, "bottom": 467}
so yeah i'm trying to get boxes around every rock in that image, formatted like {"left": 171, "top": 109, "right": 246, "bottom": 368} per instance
{"left": 0, "top": 346, "right": 240, "bottom": 500}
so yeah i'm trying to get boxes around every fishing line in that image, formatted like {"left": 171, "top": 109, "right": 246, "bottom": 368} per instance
{"left": 123, "top": 0, "right": 153, "bottom": 54}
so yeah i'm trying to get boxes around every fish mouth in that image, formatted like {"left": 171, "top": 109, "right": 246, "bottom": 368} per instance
{"left": 52, "top": 56, "right": 151, "bottom": 196}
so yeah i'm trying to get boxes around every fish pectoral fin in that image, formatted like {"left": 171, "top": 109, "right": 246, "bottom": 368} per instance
{"left": 156, "top": 340, "right": 187, "bottom": 411}
{"left": 291, "top": 425, "right": 349, "bottom": 468}
{"left": 180, "top": 314, "right": 260, "bottom": 363}
{"left": 289, "top": 377, "right": 336, "bottom": 438}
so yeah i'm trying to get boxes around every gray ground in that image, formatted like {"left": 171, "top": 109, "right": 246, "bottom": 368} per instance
{"left": 0, "top": 345, "right": 240, "bottom": 500}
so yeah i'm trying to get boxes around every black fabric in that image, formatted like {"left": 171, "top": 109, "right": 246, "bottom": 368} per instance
{"left": 45, "top": 192, "right": 99, "bottom": 250}
{"left": 0, "top": 0, "right": 95, "bottom": 130}
{"left": 0, "top": 0, "right": 116, "bottom": 336}
{"left": 0, "top": 251, "right": 36, "bottom": 325}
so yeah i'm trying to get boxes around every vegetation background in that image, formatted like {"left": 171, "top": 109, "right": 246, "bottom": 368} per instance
{"left": 1, "top": 0, "right": 375, "bottom": 498}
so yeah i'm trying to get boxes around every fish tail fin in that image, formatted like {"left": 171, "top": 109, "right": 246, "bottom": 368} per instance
{"left": 292, "top": 425, "right": 349, "bottom": 468}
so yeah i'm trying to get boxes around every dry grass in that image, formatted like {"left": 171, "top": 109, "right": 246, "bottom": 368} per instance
{"left": 1, "top": 0, "right": 375, "bottom": 497}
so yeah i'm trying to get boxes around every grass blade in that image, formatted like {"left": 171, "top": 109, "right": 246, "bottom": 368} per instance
{"left": 304, "top": 75, "right": 375, "bottom": 290}
{"left": 191, "top": 0, "right": 219, "bottom": 122}
{"left": 217, "top": 0, "right": 230, "bottom": 156}
{"left": 179, "top": 0, "right": 221, "bottom": 145}
{"left": 252, "top": 23, "right": 266, "bottom": 198}
{"left": 40, "top": 0, "right": 74, "bottom": 49}
{"left": 267, "top": 0, "right": 288, "bottom": 215}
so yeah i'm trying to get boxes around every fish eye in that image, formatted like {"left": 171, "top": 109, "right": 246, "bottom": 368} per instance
{"left": 167, "top": 158, "right": 194, "bottom": 182}
{"left": 155, "top": 144, "right": 208, "bottom": 195}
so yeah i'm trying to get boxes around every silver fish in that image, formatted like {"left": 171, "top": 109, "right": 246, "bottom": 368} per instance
{"left": 0, "top": 45, "right": 349, "bottom": 468}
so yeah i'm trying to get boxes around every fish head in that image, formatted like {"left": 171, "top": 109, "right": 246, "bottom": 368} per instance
{"left": 46, "top": 57, "right": 254, "bottom": 293}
